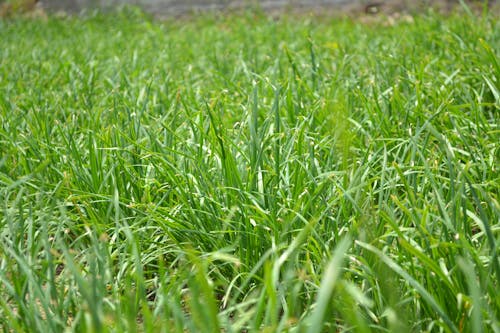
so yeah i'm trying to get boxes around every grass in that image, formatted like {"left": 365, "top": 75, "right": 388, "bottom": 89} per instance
{"left": 0, "top": 5, "right": 499, "bottom": 332}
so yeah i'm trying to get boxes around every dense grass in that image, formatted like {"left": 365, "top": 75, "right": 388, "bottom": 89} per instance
{"left": 0, "top": 6, "right": 499, "bottom": 332}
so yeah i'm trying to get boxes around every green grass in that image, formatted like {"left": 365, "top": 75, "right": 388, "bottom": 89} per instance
{"left": 0, "top": 6, "right": 499, "bottom": 332}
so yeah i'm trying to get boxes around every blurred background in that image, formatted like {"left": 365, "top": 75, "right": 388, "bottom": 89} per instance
{"left": 0, "top": 0, "right": 496, "bottom": 17}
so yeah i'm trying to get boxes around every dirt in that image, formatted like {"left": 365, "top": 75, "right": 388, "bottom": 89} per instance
{"left": 3, "top": 0, "right": 499, "bottom": 19}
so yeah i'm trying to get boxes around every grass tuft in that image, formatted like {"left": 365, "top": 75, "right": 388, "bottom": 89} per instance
{"left": 0, "top": 7, "right": 499, "bottom": 332}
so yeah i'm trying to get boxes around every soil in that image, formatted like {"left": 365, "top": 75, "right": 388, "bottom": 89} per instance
{"left": 5, "top": 0, "right": 500, "bottom": 18}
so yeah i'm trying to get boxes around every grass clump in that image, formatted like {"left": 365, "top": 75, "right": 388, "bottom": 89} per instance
{"left": 0, "top": 7, "right": 499, "bottom": 333}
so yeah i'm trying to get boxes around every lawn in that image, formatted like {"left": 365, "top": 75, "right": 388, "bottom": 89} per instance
{"left": 0, "top": 6, "right": 499, "bottom": 332}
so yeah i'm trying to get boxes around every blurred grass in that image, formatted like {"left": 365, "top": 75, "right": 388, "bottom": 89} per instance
{"left": 0, "top": 6, "right": 499, "bottom": 332}
{"left": 0, "top": 0, "right": 41, "bottom": 17}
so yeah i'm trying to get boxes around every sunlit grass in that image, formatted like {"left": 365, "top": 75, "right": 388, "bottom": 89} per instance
{"left": 0, "top": 6, "right": 499, "bottom": 332}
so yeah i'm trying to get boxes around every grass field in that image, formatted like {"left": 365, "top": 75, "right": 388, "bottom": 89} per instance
{"left": 0, "top": 6, "right": 499, "bottom": 332}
